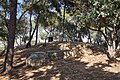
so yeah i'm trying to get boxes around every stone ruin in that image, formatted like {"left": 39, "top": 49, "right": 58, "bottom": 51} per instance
{"left": 25, "top": 42, "right": 104, "bottom": 67}
{"left": 25, "top": 50, "right": 70, "bottom": 67}
{"left": 25, "top": 52, "right": 49, "bottom": 67}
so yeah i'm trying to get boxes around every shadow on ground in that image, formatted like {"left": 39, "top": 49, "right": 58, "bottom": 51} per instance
{"left": 0, "top": 42, "right": 120, "bottom": 80}
{"left": 7, "top": 57, "right": 120, "bottom": 80}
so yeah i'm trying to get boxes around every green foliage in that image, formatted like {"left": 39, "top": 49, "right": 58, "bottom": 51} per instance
{"left": 64, "top": 21, "right": 77, "bottom": 37}
{"left": 22, "top": 35, "right": 29, "bottom": 43}
{"left": 49, "top": 0, "right": 61, "bottom": 13}
{"left": 76, "top": 0, "right": 120, "bottom": 29}
{"left": 0, "top": 15, "right": 7, "bottom": 41}
{"left": 16, "top": 16, "right": 29, "bottom": 37}
{"left": 40, "top": 31, "right": 47, "bottom": 40}
{"left": 1, "top": 0, "right": 120, "bottom": 45}
{"left": 0, "top": 27, "right": 7, "bottom": 41}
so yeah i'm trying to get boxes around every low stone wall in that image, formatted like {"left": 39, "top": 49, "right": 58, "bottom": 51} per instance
{"left": 47, "top": 50, "right": 70, "bottom": 60}
{"left": 25, "top": 50, "right": 71, "bottom": 67}
{"left": 26, "top": 52, "right": 48, "bottom": 67}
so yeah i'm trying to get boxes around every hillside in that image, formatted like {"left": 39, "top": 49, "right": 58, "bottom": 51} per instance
{"left": 0, "top": 41, "right": 120, "bottom": 80}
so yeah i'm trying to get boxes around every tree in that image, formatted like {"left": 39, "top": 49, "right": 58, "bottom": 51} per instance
{"left": 26, "top": 14, "right": 40, "bottom": 48}
{"left": 74, "top": 0, "right": 120, "bottom": 59}
{"left": 15, "top": 14, "right": 29, "bottom": 45}
{"left": 25, "top": 0, "right": 62, "bottom": 47}
{"left": 2, "top": 0, "right": 17, "bottom": 73}
{"left": 0, "top": 17, "right": 7, "bottom": 42}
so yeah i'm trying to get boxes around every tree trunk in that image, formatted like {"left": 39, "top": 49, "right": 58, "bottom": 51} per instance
{"left": 35, "top": 21, "right": 39, "bottom": 45}
{"left": 61, "top": 2, "right": 66, "bottom": 41}
{"left": 26, "top": 10, "right": 33, "bottom": 47}
{"left": 78, "top": 31, "right": 82, "bottom": 42}
{"left": 29, "top": 10, "right": 32, "bottom": 40}
{"left": 20, "top": 36, "right": 22, "bottom": 45}
{"left": 88, "top": 29, "right": 91, "bottom": 43}
{"left": 107, "top": 27, "right": 117, "bottom": 59}
{"left": 2, "top": 0, "right": 17, "bottom": 73}
{"left": 44, "top": 28, "right": 49, "bottom": 45}
{"left": 26, "top": 15, "right": 39, "bottom": 48}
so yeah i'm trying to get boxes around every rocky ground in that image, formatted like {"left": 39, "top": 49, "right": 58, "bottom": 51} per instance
{"left": 0, "top": 41, "right": 120, "bottom": 80}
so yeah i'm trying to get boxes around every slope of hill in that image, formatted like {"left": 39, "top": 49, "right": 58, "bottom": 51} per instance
{"left": 0, "top": 41, "right": 120, "bottom": 80}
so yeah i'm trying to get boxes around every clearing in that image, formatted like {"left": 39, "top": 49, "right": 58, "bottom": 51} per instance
{"left": 0, "top": 41, "right": 120, "bottom": 80}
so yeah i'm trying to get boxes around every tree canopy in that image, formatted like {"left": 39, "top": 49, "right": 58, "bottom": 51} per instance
{"left": 0, "top": 0, "right": 120, "bottom": 73}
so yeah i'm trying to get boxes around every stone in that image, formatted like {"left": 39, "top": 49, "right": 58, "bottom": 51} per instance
{"left": 47, "top": 50, "right": 70, "bottom": 60}
{"left": 26, "top": 52, "right": 49, "bottom": 67}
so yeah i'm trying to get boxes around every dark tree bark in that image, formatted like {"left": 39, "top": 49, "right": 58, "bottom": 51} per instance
{"left": 88, "top": 27, "right": 108, "bottom": 43}
{"left": 26, "top": 15, "right": 39, "bottom": 48}
{"left": 87, "top": 27, "right": 117, "bottom": 60}
{"left": 88, "top": 29, "right": 91, "bottom": 43}
{"left": 2, "top": 0, "right": 17, "bottom": 73}
{"left": 61, "top": 2, "right": 66, "bottom": 41}
{"left": 35, "top": 22, "right": 39, "bottom": 45}
{"left": 78, "top": 31, "right": 83, "bottom": 42}
{"left": 17, "top": 1, "right": 41, "bottom": 24}
{"left": 29, "top": 9, "right": 32, "bottom": 40}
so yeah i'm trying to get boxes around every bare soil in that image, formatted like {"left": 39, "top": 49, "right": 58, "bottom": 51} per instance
{"left": 0, "top": 41, "right": 120, "bottom": 80}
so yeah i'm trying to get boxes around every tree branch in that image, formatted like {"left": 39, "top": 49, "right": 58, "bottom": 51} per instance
{"left": 17, "top": 1, "right": 41, "bottom": 24}
{"left": 87, "top": 27, "right": 108, "bottom": 43}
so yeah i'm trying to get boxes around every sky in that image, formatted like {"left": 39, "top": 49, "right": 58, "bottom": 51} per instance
{"left": 17, "top": 0, "right": 23, "bottom": 17}
{"left": 18, "top": 0, "right": 23, "bottom": 4}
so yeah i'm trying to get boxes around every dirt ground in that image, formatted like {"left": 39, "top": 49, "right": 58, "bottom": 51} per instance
{"left": 0, "top": 41, "right": 120, "bottom": 80}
